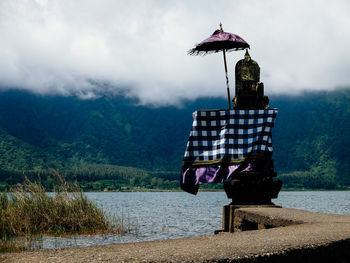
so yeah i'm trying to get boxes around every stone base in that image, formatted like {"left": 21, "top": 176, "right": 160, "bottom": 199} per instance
{"left": 221, "top": 204, "right": 282, "bottom": 233}
{"left": 224, "top": 176, "right": 282, "bottom": 205}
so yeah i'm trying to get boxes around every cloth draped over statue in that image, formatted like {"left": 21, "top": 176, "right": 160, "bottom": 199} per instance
{"left": 181, "top": 109, "right": 278, "bottom": 194}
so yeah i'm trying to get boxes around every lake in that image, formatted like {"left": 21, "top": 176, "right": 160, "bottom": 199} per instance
{"left": 39, "top": 191, "right": 350, "bottom": 249}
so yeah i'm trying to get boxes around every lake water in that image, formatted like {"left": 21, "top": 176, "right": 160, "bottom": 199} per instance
{"left": 39, "top": 191, "right": 350, "bottom": 249}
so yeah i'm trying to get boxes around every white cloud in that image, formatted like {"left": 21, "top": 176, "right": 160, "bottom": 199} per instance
{"left": 0, "top": 0, "right": 349, "bottom": 104}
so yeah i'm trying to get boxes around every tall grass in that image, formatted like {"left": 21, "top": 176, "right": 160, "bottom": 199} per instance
{"left": 0, "top": 175, "right": 131, "bottom": 252}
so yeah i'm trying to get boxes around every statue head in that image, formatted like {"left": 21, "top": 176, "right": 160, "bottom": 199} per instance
{"left": 244, "top": 49, "right": 251, "bottom": 62}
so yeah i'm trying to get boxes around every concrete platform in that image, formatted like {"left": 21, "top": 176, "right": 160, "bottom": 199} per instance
{"left": 2, "top": 207, "right": 350, "bottom": 262}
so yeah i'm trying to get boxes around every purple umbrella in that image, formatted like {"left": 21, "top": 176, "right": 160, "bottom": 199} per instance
{"left": 188, "top": 24, "right": 249, "bottom": 109}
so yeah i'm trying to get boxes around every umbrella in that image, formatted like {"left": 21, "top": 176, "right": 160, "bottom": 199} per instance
{"left": 188, "top": 23, "right": 250, "bottom": 109}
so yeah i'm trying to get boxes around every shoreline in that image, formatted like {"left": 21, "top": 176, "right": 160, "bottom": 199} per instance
{"left": 74, "top": 188, "right": 350, "bottom": 192}
{"left": 2, "top": 207, "right": 350, "bottom": 262}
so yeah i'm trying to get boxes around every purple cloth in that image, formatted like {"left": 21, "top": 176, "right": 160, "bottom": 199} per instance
{"left": 182, "top": 164, "right": 252, "bottom": 185}
{"left": 181, "top": 162, "right": 256, "bottom": 195}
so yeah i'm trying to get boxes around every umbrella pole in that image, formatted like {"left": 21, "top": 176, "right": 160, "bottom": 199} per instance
{"left": 222, "top": 49, "right": 231, "bottom": 109}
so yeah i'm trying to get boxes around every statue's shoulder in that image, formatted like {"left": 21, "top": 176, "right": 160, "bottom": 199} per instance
{"left": 235, "top": 59, "right": 245, "bottom": 69}
{"left": 236, "top": 58, "right": 245, "bottom": 65}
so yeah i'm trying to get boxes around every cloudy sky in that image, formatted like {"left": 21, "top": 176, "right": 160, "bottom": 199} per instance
{"left": 0, "top": 0, "right": 349, "bottom": 105}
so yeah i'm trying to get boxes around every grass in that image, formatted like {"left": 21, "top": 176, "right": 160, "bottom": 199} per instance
{"left": 0, "top": 174, "right": 134, "bottom": 252}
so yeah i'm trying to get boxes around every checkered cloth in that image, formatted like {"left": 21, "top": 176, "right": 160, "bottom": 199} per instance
{"left": 183, "top": 109, "right": 278, "bottom": 166}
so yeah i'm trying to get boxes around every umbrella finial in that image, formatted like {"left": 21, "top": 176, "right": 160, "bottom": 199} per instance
{"left": 219, "top": 23, "right": 223, "bottom": 32}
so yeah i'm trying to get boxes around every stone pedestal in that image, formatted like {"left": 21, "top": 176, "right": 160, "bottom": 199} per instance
{"left": 224, "top": 173, "right": 282, "bottom": 205}
{"left": 221, "top": 204, "right": 281, "bottom": 233}
{"left": 223, "top": 156, "right": 282, "bottom": 205}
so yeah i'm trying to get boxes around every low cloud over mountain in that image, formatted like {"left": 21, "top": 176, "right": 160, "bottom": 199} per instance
{"left": 1, "top": 0, "right": 349, "bottom": 105}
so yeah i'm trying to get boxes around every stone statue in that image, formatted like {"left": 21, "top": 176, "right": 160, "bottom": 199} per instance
{"left": 234, "top": 50, "right": 269, "bottom": 109}
{"left": 235, "top": 50, "right": 260, "bottom": 96}
{"left": 222, "top": 49, "right": 281, "bottom": 207}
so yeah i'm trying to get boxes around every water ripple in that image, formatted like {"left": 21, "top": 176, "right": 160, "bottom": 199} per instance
{"left": 35, "top": 191, "right": 350, "bottom": 249}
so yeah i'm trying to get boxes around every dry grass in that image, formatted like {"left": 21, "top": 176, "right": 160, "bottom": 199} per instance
{"left": 0, "top": 175, "right": 132, "bottom": 252}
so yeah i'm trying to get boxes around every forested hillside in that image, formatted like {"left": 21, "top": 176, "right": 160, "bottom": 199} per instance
{"left": 272, "top": 89, "right": 350, "bottom": 188}
{"left": 0, "top": 88, "right": 349, "bottom": 190}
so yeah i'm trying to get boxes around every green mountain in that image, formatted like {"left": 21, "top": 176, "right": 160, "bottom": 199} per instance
{"left": 272, "top": 89, "right": 350, "bottom": 188}
{"left": 0, "top": 88, "right": 349, "bottom": 190}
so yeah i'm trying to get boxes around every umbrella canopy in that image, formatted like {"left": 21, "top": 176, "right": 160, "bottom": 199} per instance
{"left": 188, "top": 24, "right": 249, "bottom": 109}
{"left": 188, "top": 29, "right": 250, "bottom": 55}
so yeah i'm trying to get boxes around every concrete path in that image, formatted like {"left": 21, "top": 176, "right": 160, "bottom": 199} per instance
{"left": 2, "top": 208, "right": 350, "bottom": 262}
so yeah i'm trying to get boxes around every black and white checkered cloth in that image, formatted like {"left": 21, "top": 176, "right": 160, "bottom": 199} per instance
{"left": 183, "top": 109, "right": 278, "bottom": 166}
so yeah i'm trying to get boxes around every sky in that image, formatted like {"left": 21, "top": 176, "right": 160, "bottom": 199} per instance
{"left": 0, "top": 0, "right": 349, "bottom": 105}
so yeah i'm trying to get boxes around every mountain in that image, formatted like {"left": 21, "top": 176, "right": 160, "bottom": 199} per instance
{"left": 0, "top": 88, "right": 349, "bottom": 189}
{"left": 272, "top": 89, "right": 350, "bottom": 188}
